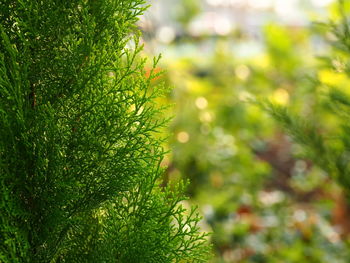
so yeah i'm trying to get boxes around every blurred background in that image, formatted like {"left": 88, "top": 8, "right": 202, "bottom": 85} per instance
{"left": 138, "top": 1, "right": 350, "bottom": 262}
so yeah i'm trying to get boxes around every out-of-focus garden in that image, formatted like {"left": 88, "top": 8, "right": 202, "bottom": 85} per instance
{"left": 139, "top": 0, "right": 350, "bottom": 262}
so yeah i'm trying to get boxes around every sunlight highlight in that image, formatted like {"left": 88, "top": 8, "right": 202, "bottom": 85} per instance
{"left": 177, "top": 131, "right": 190, "bottom": 143}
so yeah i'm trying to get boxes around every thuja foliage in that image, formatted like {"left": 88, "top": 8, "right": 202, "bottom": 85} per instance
{"left": 0, "top": 1, "right": 209, "bottom": 262}
{"left": 261, "top": 1, "right": 350, "bottom": 199}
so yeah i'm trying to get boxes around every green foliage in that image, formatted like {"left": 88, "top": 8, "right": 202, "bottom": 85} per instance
{"left": 259, "top": 101, "right": 330, "bottom": 170}
{"left": 262, "top": 0, "right": 350, "bottom": 196}
{"left": 151, "top": 1, "right": 350, "bottom": 262}
{"left": 0, "top": 0, "right": 209, "bottom": 262}
{"left": 174, "top": 0, "right": 201, "bottom": 27}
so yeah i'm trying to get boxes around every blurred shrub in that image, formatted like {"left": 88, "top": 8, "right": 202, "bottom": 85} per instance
{"left": 152, "top": 0, "right": 350, "bottom": 262}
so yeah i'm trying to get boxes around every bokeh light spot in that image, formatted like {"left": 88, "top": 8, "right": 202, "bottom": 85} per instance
{"left": 272, "top": 88, "right": 289, "bottom": 105}
{"left": 235, "top": 64, "right": 250, "bottom": 80}
{"left": 177, "top": 131, "right": 190, "bottom": 143}
{"left": 156, "top": 26, "right": 175, "bottom": 44}
{"left": 199, "top": 111, "right": 213, "bottom": 123}
{"left": 195, "top": 97, "right": 208, "bottom": 109}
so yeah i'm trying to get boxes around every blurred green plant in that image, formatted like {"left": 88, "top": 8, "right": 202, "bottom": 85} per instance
{"left": 154, "top": 1, "right": 350, "bottom": 262}
{"left": 263, "top": 0, "right": 350, "bottom": 244}
{"left": 175, "top": 0, "right": 201, "bottom": 27}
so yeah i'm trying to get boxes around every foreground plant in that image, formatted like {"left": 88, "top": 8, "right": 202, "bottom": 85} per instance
{"left": 0, "top": 1, "right": 209, "bottom": 262}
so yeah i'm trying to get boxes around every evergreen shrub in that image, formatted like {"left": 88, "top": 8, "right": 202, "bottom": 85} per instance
{"left": 0, "top": 0, "right": 209, "bottom": 262}
{"left": 261, "top": 1, "right": 350, "bottom": 209}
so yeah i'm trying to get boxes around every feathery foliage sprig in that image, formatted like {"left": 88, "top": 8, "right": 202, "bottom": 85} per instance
{"left": 0, "top": 1, "right": 210, "bottom": 262}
